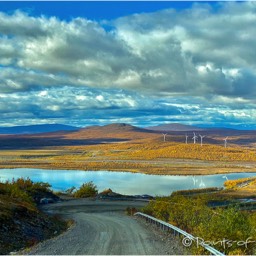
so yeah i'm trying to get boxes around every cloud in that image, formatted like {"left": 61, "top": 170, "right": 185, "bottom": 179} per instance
{"left": 112, "top": 2, "right": 256, "bottom": 97}
{"left": 1, "top": 84, "right": 254, "bottom": 129}
{"left": 0, "top": 10, "right": 48, "bottom": 38}
{"left": 0, "top": 2, "right": 256, "bottom": 127}
{"left": 0, "top": 2, "right": 255, "bottom": 99}
{"left": 0, "top": 84, "right": 198, "bottom": 127}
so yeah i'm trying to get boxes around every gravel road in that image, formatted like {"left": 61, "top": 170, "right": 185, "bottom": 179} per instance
{"left": 26, "top": 198, "right": 187, "bottom": 255}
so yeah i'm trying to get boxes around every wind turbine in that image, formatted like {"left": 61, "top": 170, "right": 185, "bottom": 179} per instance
{"left": 162, "top": 133, "right": 167, "bottom": 142}
{"left": 199, "top": 134, "right": 205, "bottom": 146}
{"left": 192, "top": 132, "right": 198, "bottom": 144}
{"left": 185, "top": 134, "right": 188, "bottom": 144}
{"left": 199, "top": 177, "right": 206, "bottom": 188}
{"left": 192, "top": 176, "right": 198, "bottom": 186}
{"left": 223, "top": 137, "right": 228, "bottom": 148}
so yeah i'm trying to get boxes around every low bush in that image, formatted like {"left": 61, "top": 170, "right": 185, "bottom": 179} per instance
{"left": 73, "top": 181, "right": 98, "bottom": 198}
{"left": 142, "top": 195, "right": 256, "bottom": 255}
{"left": 224, "top": 177, "right": 256, "bottom": 189}
{"left": 1, "top": 178, "right": 52, "bottom": 205}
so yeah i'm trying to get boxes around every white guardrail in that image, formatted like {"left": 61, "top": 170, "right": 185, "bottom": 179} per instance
{"left": 134, "top": 212, "right": 225, "bottom": 256}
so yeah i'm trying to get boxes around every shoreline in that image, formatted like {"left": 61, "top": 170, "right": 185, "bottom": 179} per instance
{"left": 0, "top": 161, "right": 256, "bottom": 176}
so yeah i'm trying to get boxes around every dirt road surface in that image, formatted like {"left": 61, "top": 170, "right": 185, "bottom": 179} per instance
{"left": 26, "top": 198, "right": 187, "bottom": 255}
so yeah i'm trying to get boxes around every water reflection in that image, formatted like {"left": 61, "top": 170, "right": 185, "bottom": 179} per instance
{"left": 0, "top": 168, "right": 255, "bottom": 196}
{"left": 222, "top": 175, "right": 228, "bottom": 181}
{"left": 191, "top": 176, "right": 206, "bottom": 188}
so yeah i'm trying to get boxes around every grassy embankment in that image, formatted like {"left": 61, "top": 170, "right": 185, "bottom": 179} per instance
{"left": 142, "top": 177, "right": 256, "bottom": 255}
{"left": 0, "top": 141, "right": 256, "bottom": 175}
{"left": 0, "top": 178, "right": 70, "bottom": 255}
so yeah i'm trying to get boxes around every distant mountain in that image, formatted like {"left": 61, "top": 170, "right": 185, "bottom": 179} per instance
{"left": 0, "top": 124, "right": 79, "bottom": 134}
{"left": 1, "top": 122, "right": 256, "bottom": 149}
{"left": 65, "top": 123, "right": 157, "bottom": 142}
{"left": 81, "top": 123, "right": 150, "bottom": 133}
{"left": 98, "top": 123, "right": 149, "bottom": 132}
{"left": 146, "top": 123, "right": 205, "bottom": 132}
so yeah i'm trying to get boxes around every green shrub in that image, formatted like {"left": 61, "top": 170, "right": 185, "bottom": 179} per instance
{"left": 1, "top": 178, "right": 52, "bottom": 204}
{"left": 142, "top": 195, "right": 256, "bottom": 255}
{"left": 73, "top": 182, "right": 98, "bottom": 198}
{"left": 65, "top": 186, "right": 76, "bottom": 195}
{"left": 192, "top": 206, "right": 252, "bottom": 255}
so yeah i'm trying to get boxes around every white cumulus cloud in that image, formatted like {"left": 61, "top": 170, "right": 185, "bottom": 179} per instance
{"left": 0, "top": 2, "right": 256, "bottom": 127}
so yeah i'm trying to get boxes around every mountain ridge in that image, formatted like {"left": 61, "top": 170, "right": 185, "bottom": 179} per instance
{"left": 0, "top": 124, "right": 79, "bottom": 135}
{"left": 83, "top": 123, "right": 150, "bottom": 133}
{"left": 146, "top": 123, "right": 205, "bottom": 132}
{"left": 0, "top": 122, "right": 253, "bottom": 136}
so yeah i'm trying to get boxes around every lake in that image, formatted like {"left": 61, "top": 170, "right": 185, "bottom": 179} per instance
{"left": 0, "top": 168, "right": 255, "bottom": 196}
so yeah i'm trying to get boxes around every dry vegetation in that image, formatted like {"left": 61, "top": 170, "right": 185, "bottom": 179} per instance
{"left": 0, "top": 125, "right": 256, "bottom": 175}
{"left": 221, "top": 177, "right": 256, "bottom": 197}
{"left": 0, "top": 141, "right": 256, "bottom": 175}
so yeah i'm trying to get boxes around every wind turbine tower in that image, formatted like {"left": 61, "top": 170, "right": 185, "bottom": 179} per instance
{"left": 199, "top": 177, "right": 206, "bottom": 188}
{"left": 185, "top": 134, "right": 188, "bottom": 144}
{"left": 162, "top": 133, "right": 167, "bottom": 142}
{"left": 192, "top": 132, "right": 198, "bottom": 144}
{"left": 199, "top": 134, "right": 205, "bottom": 146}
{"left": 192, "top": 176, "right": 198, "bottom": 186}
{"left": 224, "top": 137, "right": 228, "bottom": 148}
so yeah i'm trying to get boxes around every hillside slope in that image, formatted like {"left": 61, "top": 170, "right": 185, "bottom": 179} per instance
{"left": 65, "top": 123, "right": 157, "bottom": 141}
{"left": 0, "top": 180, "right": 68, "bottom": 254}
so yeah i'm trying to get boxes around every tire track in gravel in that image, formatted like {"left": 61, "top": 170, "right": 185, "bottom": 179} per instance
{"left": 26, "top": 199, "right": 186, "bottom": 255}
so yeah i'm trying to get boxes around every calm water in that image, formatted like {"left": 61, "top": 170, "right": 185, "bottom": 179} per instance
{"left": 0, "top": 168, "right": 255, "bottom": 196}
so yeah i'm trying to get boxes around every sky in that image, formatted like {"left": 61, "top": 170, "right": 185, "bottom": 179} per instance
{"left": 0, "top": 1, "right": 256, "bottom": 129}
